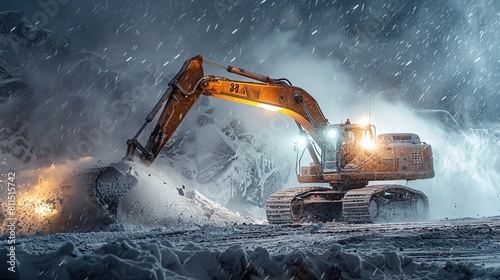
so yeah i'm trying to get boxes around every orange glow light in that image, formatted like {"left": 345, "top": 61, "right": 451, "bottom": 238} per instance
{"left": 34, "top": 202, "right": 56, "bottom": 217}
{"left": 257, "top": 104, "right": 281, "bottom": 111}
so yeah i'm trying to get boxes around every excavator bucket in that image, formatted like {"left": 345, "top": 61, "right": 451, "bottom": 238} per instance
{"left": 54, "top": 161, "right": 138, "bottom": 232}
{"left": 0, "top": 161, "right": 138, "bottom": 234}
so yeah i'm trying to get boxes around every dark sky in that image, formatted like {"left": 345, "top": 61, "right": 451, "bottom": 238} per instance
{"left": 1, "top": 0, "right": 499, "bottom": 125}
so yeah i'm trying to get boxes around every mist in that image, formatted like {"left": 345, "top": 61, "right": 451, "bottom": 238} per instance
{"left": 1, "top": 0, "right": 499, "bottom": 220}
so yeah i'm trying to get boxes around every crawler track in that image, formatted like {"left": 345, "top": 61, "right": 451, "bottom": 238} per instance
{"left": 267, "top": 185, "right": 429, "bottom": 224}
{"left": 343, "top": 184, "right": 429, "bottom": 223}
{"left": 266, "top": 187, "right": 328, "bottom": 224}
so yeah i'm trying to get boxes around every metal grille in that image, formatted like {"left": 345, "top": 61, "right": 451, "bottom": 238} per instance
{"left": 411, "top": 152, "right": 422, "bottom": 165}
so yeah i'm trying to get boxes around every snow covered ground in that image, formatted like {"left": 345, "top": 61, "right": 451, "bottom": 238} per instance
{"left": 1, "top": 215, "right": 500, "bottom": 279}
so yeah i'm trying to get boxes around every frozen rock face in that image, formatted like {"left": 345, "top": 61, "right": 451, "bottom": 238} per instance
{"left": 161, "top": 104, "right": 292, "bottom": 211}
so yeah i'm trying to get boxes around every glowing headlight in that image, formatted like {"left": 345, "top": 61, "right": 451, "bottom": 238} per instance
{"left": 294, "top": 136, "right": 307, "bottom": 147}
{"left": 361, "top": 137, "right": 375, "bottom": 150}
{"left": 327, "top": 129, "right": 337, "bottom": 138}
{"left": 358, "top": 116, "right": 370, "bottom": 126}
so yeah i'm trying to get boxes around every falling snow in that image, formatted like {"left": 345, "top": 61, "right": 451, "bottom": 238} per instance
{"left": 1, "top": 0, "right": 500, "bottom": 278}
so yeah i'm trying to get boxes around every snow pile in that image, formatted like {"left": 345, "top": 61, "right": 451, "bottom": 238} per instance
{"left": 0, "top": 157, "right": 260, "bottom": 235}
{"left": 2, "top": 238, "right": 499, "bottom": 279}
{"left": 117, "top": 162, "right": 261, "bottom": 229}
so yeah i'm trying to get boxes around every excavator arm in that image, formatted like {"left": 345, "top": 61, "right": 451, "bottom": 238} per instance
{"left": 125, "top": 55, "right": 330, "bottom": 166}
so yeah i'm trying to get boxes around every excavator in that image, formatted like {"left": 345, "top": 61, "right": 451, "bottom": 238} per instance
{"left": 13, "top": 55, "right": 435, "bottom": 233}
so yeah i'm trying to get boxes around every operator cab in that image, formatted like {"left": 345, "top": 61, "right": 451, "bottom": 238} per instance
{"left": 320, "top": 120, "right": 376, "bottom": 173}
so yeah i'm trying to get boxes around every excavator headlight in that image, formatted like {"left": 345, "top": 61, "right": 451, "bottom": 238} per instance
{"left": 294, "top": 136, "right": 307, "bottom": 150}
{"left": 361, "top": 137, "right": 375, "bottom": 150}
{"left": 327, "top": 129, "right": 338, "bottom": 138}
{"left": 358, "top": 116, "right": 371, "bottom": 127}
